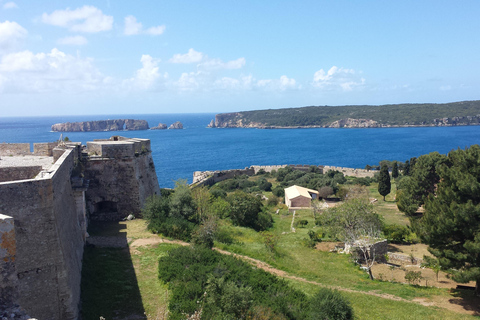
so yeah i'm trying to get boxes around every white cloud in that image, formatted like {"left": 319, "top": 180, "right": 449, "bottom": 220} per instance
{"left": 199, "top": 57, "right": 246, "bottom": 70}
{"left": 124, "top": 15, "right": 142, "bottom": 35}
{"left": 312, "top": 66, "right": 365, "bottom": 91}
{"left": 146, "top": 25, "right": 166, "bottom": 35}
{"left": 0, "top": 20, "right": 27, "bottom": 51}
{"left": 3, "top": 2, "right": 18, "bottom": 9}
{"left": 256, "top": 75, "right": 297, "bottom": 91}
{"left": 123, "top": 54, "right": 167, "bottom": 91}
{"left": 41, "top": 6, "right": 113, "bottom": 33}
{"left": 57, "top": 35, "right": 87, "bottom": 46}
{"left": 124, "top": 15, "right": 165, "bottom": 36}
{"left": 0, "top": 48, "right": 106, "bottom": 93}
{"left": 169, "top": 48, "right": 204, "bottom": 64}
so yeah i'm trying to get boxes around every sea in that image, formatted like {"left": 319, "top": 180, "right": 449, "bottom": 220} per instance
{"left": 1, "top": 113, "right": 479, "bottom": 188}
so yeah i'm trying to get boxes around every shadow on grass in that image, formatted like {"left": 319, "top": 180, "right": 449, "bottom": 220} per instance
{"left": 448, "top": 289, "right": 480, "bottom": 316}
{"left": 81, "top": 221, "right": 146, "bottom": 320}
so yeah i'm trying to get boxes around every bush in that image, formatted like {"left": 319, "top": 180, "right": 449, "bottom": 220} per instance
{"left": 308, "top": 288, "right": 354, "bottom": 320}
{"left": 210, "top": 187, "right": 227, "bottom": 199}
{"left": 405, "top": 270, "right": 423, "bottom": 285}
{"left": 192, "top": 217, "right": 217, "bottom": 248}
{"left": 266, "top": 195, "right": 279, "bottom": 207}
{"left": 215, "top": 226, "right": 234, "bottom": 244}
{"left": 383, "top": 224, "right": 419, "bottom": 244}
{"left": 272, "top": 186, "right": 285, "bottom": 197}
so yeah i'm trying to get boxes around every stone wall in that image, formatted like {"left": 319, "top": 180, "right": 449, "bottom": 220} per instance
{"left": 0, "top": 148, "right": 84, "bottom": 320}
{"left": 0, "top": 214, "right": 17, "bottom": 307}
{"left": 33, "top": 142, "right": 59, "bottom": 156}
{"left": 323, "top": 165, "right": 375, "bottom": 178}
{"left": 85, "top": 138, "right": 160, "bottom": 221}
{"left": 0, "top": 166, "right": 42, "bottom": 182}
{"left": 0, "top": 143, "right": 30, "bottom": 156}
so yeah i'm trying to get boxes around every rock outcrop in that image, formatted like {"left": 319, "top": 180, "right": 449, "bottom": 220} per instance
{"left": 207, "top": 119, "right": 216, "bottom": 128}
{"left": 327, "top": 118, "right": 381, "bottom": 128}
{"left": 151, "top": 123, "right": 168, "bottom": 130}
{"left": 51, "top": 119, "right": 149, "bottom": 132}
{"left": 168, "top": 121, "right": 183, "bottom": 129}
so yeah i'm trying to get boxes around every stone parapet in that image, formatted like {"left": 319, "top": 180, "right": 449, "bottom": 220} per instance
{"left": 0, "top": 143, "right": 30, "bottom": 156}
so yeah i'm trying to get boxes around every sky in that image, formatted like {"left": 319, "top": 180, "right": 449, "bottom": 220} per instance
{"left": 0, "top": 1, "right": 479, "bottom": 116}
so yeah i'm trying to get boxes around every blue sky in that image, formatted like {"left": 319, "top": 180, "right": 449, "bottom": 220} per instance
{"left": 0, "top": 1, "right": 479, "bottom": 116}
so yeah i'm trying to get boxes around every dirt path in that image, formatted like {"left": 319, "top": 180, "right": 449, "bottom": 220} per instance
{"left": 90, "top": 234, "right": 479, "bottom": 316}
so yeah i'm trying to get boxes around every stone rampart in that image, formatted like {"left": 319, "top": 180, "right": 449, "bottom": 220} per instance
{"left": 0, "top": 143, "right": 30, "bottom": 156}
{"left": 33, "top": 142, "right": 59, "bottom": 156}
{"left": 323, "top": 165, "right": 375, "bottom": 178}
{"left": 0, "top": 214, "right": 17, "bottom": 306}
{"left": 85, "top": 138, "right": 160, "bottom": 221}
{"left": 0, "top": 166, "right": 42, "bottom": 182}
{"left": 0, "top": 148, "right": 84, "bottom": 320}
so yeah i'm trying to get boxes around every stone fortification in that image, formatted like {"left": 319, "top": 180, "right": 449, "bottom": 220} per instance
{"left": 0, "top": 136, "right": 160, "bottom": 319}
{"left": 192, "top": 164, "right": 324, "bottom": 187}
{"left": 85, "top": 136, "right": 160, "bottom": 221}
{"left": 0, "top": 166, "right": 42, "bottom": 183}
{"left": 322, "top": 165, "right": 375, "bottom": 178}
{"left": 0, "top": 147, "right": 84, "bottom": 319}
{"left": 51, "top": 119, "right": 149, "bottom": 132}
{"left": 193, "top": 164, "right": 373, "bottom": 187}
{"left": 0, "top": 143, "right": 30, "bottom": 156}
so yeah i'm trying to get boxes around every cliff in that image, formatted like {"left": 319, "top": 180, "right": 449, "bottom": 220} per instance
{"left": 210, "top": 100, "right": 480, "bottom": 128}
{"left": 51, "top": 119, "right": 149, "bottom": 132}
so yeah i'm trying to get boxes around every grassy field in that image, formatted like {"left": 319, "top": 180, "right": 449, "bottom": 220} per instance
{"left": 81, "top": 219, "right": 480, "bottom": 319}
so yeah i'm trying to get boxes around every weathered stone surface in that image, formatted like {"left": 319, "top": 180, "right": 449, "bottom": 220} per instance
{"left": 168, "top": 121, "right": 183, "bottom": 129}
{"left": 327, "top": 118, "right": 381, "bottom": 128}
{"left": 51, "top": 119, "right": 149, "bottom": 132}
{"left": 151, "top": 123, "right": 168, "bottom": 130}
{"left": 207, "top": 119, "right": 216, "bottom": 128}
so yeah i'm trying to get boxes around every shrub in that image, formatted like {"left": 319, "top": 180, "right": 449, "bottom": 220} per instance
{"left": 210, "top": 187, "right": 227, "bottom": 199}
{"left": 192, "top": 217, "right": 217, "bottom": 248}
{"left": 272, "top": 186, "right": 285, "bottom": 197}
{"left": 215, "top": 226, "right": 234, "bottom": 244}
{"left": 405, "top": 270, "right": 423, "bottom": 285}
{"left": 308, "top": 288, "right": 354, "bottom": 320}
{"left": 266, "top": 195, "right": 279, "bottom": 207}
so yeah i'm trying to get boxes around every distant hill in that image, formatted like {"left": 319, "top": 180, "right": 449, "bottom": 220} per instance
{"left": 209, "top": 100, "right": 480, "bottom": 128}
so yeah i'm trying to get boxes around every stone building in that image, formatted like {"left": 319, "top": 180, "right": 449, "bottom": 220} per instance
{"left": 0, "top": 137, "right": 160, "bottom": 320}
{"left": 284, "top": 185, "right": 320, "bottom": 208}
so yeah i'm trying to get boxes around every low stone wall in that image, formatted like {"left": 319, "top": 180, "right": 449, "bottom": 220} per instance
{"left": 0, "top": 166, "right": 42, "bottom": 182}
{"left": 33, "top": 142, "right": 59, "bottom": 156}
{"left": 193, "top": 167, "right": 255, "bottom": 187}
{"left": 323, "top": 165, "right": 375, "bottom": 178}
{"left": 0, "top": 143, "right": 30, "bottom": 156}
{"left": 0, "top": 214, "right": 17, "bottom": 306}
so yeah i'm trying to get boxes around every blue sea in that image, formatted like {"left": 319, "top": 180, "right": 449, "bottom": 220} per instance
{"left": 1, "top": 113, "right": 479, "bottom": 188}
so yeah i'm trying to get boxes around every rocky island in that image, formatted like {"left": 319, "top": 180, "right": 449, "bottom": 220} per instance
{"left": 209, "top": 100, "right": 480, "bottom": 129}
{"left": 51, "top": 119, "right": 149, "bottom": 132}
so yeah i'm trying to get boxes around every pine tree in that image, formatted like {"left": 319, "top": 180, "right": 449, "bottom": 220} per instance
{"left": 417, "top": 145, "right": 480, "bottom": 296}
{"left": 392, "top": 161, "right": 399, "bottom": 179}
{"left": 404, "top": 160, "right": 410, "bottom": 176}
{"left": 377, "top": 164, "right": 391, "bottom": 201}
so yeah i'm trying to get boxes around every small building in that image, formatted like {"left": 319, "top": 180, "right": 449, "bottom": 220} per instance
{"left": 284, "top": 185, "right": 319, "bottom": 208}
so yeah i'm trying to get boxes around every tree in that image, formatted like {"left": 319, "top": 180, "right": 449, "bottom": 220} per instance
{"left": 377, "top": 164, "right": 391, "bottom": 201}
{"left": 396, "top": 152, "right": 449, "bottom": 215}
{"left": 227, "top": 191, "right": 264, "bottom": 229}
{"left": 192, "top": 186, "right": 212, "bottom": 222}
{"left": 416, "top": 145, "right": 480, "bottom": 295}
{"left": 403, "top": 160, "right": 410, "bottom": 176}
{"left": 169, "top": 180, "right": 197, "bottom": 221}
{"left": 392, "top": 161, "right": 399, "bottom": 179}
{"left": 318, "top": 199, "right": 383, "bottom": 280}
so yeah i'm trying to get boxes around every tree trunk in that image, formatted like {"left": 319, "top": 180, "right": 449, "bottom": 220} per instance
{"left": 368, "top": 267, "right": 374, "bottom": 280}
{"left": 476, "top": 280, "right": 480, "bottom": 297}
{"left": 383, "top": 195, "right": 386, "bottom": 201}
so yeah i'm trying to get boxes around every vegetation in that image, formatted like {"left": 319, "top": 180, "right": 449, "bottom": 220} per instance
{"left": 377, "top": 164, "right": 391, "bottom": 201}
{"left": 413, "top": 145, "right": 480, "bottom": 295}
{"left": 157, "top": 245, "right": 353, "bottom": 320}
{"left": 216, "top": 100, "right": 480, "bottom": 127}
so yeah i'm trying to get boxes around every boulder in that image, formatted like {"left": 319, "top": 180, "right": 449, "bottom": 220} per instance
{"left": 207, "top": 119, "right": 216, "bottom": 128}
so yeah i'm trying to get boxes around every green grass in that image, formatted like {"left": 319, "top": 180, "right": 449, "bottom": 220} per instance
{"left": 82, "top": 218, "right": 479, "bottom": 319}
{"left": 368, "top": 182, "right": 410, "bottom": 226}
{"left": 286, "top": 280, "right": 477, "bottom": 320}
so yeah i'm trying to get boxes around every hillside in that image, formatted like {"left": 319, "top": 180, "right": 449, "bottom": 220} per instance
{"left": 210, "top": 100, "right": 480, "bottom": 128}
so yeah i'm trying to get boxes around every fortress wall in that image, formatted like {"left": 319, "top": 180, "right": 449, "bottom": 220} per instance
{"left": 33, "top": 142, "right": 59, "bottom": 156}
{"left": 323, "top": 165, "right": 375, "bottom": 178}
{"left": 251, "top": 165, "right": 287, "bottom": 174}
{"left": 134, "top": 152, "right": 161, "bottom": 210}
{"left": 0, "top": 143, "right": 30, "bottom": 156}
{"left": 87, "top": 141, "right": 135, "bottom": 158}
{"left": 0, "top": 166, "right": 42, "bottom": 182}
{"left": 0, "top": 148, "right": 83, "bottom": 320}
{"left": 0, "top": 214, "right": 17, "bottom": 306}
{"left": 49, "top": 149, "right": 84, "bottom": 319}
